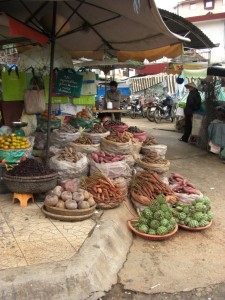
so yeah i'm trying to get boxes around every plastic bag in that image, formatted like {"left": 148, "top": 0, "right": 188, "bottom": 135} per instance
{"left": 33, "top": 132, "right": 47, "bottom": 150}
{"left": 141, "top": 144, "right": 167, "bottom": 157}
{"left": 24, "top": 89, "right": 46, "bottom": 114}
{"left": 83, "top": 131, "right": 110, "bottom": 144}
{"left": 69, "top": 142, "right": 100, "bottom": 154}
{"left": 49, "top": 152, "right": 88, "bottom": 183}
{"left": 50, "top": 130, "right": 80, "bottom": 148}
{"left": 101, "top": 138, "right": 133, "bottom": 155}
{"left": 175, "top": 191, "right": 203, "bottom": 204}
{"left": 89, "top": 158, "right": 132, "bottom": 178}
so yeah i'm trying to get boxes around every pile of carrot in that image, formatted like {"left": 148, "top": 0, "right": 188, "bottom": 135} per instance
{"left": 130, "top": 171, "right": 176, "bottom": 205}
{"left": 81, "top": 173, "right": 124, "bottom": 207}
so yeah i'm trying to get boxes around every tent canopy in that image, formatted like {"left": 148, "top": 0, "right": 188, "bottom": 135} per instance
{"left": 0, "top": 0, "right": 190, "bottom": 61}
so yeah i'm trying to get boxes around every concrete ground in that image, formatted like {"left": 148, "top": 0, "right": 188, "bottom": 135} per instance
{"left": 0, "top": 116, "right": 225, "bottom": 300}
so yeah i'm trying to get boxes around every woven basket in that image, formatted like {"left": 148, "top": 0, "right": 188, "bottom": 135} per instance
{"left": 128, "top": 218, "right": 178, "bottom": 241}
{"left": 96, "top": 202, "right": 121, "bottom": 209}
{"left": 42, "top": 205, "right": 94, "bottom": 221}
{"left": 45, "top": 204, "right": 96, "bottom": 216}
{"left": 3, "top": 173, "right": 58, "bottom": 194}
{"left": 136, "top": 159, "right": 170, "bottom": 173}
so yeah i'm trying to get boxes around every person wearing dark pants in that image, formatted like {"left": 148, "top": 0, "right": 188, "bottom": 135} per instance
{"left": 179, "top": 82, "right": 201, "bottom": 143}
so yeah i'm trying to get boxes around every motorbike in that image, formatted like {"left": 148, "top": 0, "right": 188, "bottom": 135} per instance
{"left": 146, "top": 97, "right": 160, "bottom": 122}
{"left": 153, "top": 97, "right": 176, "bottom": 123}
{"left": 129, "top": 98, "right": 147, "bottom": 119}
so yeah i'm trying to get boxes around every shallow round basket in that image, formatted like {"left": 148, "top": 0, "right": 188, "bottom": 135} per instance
{"left": 128, "top": 218, "right": 178, "bottom": 241}
{"left": 3, "top": 173, "right": 58, "bottom": 194}
{"left": 178, "top": 220, "right": 212, "bottom": 231}
{"left": 42, "top": 205, "right": 94, "bottom": 222}
{"left": 44, "top": 203, "right": 96, "bottom": 216}
{"left": 96, "top": 202, "right": 121, "bottom": 209}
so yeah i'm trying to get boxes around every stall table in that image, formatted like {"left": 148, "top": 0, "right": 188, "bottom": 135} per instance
{"left": 95, "top": 109, "right": 128, "bottom": 121}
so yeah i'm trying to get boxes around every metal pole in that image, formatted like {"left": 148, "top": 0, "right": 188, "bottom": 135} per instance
{"left": 46, "top": 2, "right": 57, "bottom": 164}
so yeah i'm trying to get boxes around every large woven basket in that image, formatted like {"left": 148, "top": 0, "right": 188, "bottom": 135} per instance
{"left": 3, "top": 173, "right": 58, "bottom": 194}
{"left": 136, "top": 159, "right": 170, "bottom": 173}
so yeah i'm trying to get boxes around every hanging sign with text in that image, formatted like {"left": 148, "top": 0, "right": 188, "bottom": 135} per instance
{"left": 55, "top": 68, "right": 83, "bottom": 98}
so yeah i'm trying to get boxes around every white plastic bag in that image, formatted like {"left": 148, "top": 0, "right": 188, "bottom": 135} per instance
{"left": 49, "top": 153, "right": 88, "bottom": 182}
{"left": 50, "top": 130, "right": 80, "bottom": 148}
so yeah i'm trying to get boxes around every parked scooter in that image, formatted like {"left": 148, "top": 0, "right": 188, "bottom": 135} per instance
{"left": 153, "top": 96, "right": 176, "bottom": 123}
{"left": 146, "top": 96, "right": 160, "bottom": 122}
{"left": 130, "top": 98, "right": 146, "bottom": 119}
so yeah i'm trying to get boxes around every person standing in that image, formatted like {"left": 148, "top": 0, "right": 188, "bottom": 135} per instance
{"left": 105, "top": 81, "right": 121, "bottom": 120}
{"left": 179, "top": 82, "right": 201, "bottom": 143}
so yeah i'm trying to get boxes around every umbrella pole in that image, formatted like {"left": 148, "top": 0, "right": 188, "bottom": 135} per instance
{"left": 46, "top": 2, "right": 57, "bottom": 165}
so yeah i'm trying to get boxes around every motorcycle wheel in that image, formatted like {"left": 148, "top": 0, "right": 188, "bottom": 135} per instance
{"left": 130, "top": 108, "right": 136, "bottom": 119}
{"left": 146, "top": 108, "right": 155, "bottom": 122}
{"left": 154, "top": 108, "right": 162, "bottom": 123}
{"left": 170, "top": 108, "right": 176, "bottom": 123}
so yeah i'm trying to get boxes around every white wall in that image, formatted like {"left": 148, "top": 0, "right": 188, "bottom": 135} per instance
{"left": 195, "top": 20, "right": 225, "bottom": 63}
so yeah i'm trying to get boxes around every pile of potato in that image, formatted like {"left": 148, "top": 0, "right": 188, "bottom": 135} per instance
{"left": 44, "top": 180, "right": 96, "bottom": 210}
{"left": 76, "top": 109, "right": 91, "bottom": 119}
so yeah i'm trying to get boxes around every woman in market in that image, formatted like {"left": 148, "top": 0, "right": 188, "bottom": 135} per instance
{"left": 105, "top": 81, "right": 121, "bottom": 120}
{"left": 179, "top": 82, "right": 201, "bottom": 143}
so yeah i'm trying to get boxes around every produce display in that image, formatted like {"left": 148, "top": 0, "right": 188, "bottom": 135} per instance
{"left": 104, "top": 120, "right": 126, "bottom": 126}
{"left": 6, "top": 158, "right": 53, "bottom": 176}
{"left": 0, "top": 134, "right": 30, "bottom": 150}
{"left": 44, "top": 182, "right": 96, "bottom": 210}
{"left": 87, "top": 123, "right": 108, "bottom": 133}
{"left": 72, "top": 136, "right": 94, "bottom": 145}
{"left": 54, "top": 147, "right": 83, "bottom": 163}
{"left": 105, "top": 131, "right": 137, "bottom": 143}
{"left": 169, "top": 172, "right": 201, "bottom": 195}
{"left": 133, "top": 194, "right": 177, "bottom": 235}
{"left": 81, "top": 173, "right": 124, "bottom": 209}
{"left": 130, "top": 171, "right": 176, "bottom": 205}
{"left": 127, "top": 126, "right": 144, "bottom": 133}
{"left": 76, "top": 108, "right": 91, "bottom": 119}
{"left": 142, "top": 136, "right": 158, "bottom": 145}
{"left": 140, "top": 151, "right": 167, "bottom": 164}
{"left": 171, "top": 197, "right": 213, "bottom": 228}
{"left": 40, "top": 111, "right": 59, "bottom": 120}
{"left": 91, "top": 151, "right": 124, "bottom": 163}
{"left": 55, "top": 124, "right": 78, "bottom": 133}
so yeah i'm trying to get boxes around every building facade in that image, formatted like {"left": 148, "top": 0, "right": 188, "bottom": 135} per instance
{"left": 174, "top": 0, "right": 225, "bottom": 64}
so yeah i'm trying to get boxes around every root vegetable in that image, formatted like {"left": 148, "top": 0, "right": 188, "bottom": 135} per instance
{"left": 44, "top": 194, "right": 59, "bottom": 207}
{"left": 56, "top": 200, "right": 66, "bottom": 209}
{"left": 72, "top": 191, "right": 84, "bottom": 202}
{"left": 83, "top": 190, "right": 90, "bottom": 200}
{"left": 64, "top": 180, "right": 78, "bottom": 192}
{"left": 61, "top": 191, "right": 73, "bottom": 201}
{"left": 78, "top": 201, "right": 90, "bottom": 209}
{"left": 65, "top": 200, "right": 78, "bottom": 210}
{"left": 52, "top": 186, "right": 64, "bottom": 197}
{"left": 87, "top": 197, "right": 96, "bottom": 207}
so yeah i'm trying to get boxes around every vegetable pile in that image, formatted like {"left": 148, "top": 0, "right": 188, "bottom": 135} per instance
{"left": 72, "top": 137, "right": 94, "bottom": 145}
{"left": 44, "top": 180, "right": 96, "bottom": 210}
{"left": 91, "top": 151, "right": 124, "bottom": 163}
{"left": 133, "top": 194, "right": 177, "bottom": 235}
{"left": 130, "top": 171, "right": 176, "bottom": 205}
{"left": 142, "top": 136, "right": 158, "bottom": 145}
{"left": 140, "top": 151, "right": 168, "bottom": 164}
{"left": 104, "top": 120, "right": 126, "bottom": 126}
{"left": 6, "top": 158, "right": 53, "bottom": 177}
{"left": 169, "top": 172, "right": 200, "bottom": 195}
{"left": 54, "top": 147, "right": 83, "bottom": 163}
{"left": 87, "top": 123, "right": 108, "bottom": 133}
{"left": 127, "top": 126, "right": 143, "bottom": 133}
{"left": 105, "top": 131, "right": 136, "bottom": 143}
{"left": 40, "top": 111, "right": 59, "bottom": 120}
{"left": 56, "top": 124, "right": 78, "bottom": 133}
{"left": 76, "top": 108, "right": 91, "bottom": 119}
{"left": 81, "top": 173, "right": 124, "bottom": 208}
{"left": 171, "top": 197, "right": 213, "bottom": 228}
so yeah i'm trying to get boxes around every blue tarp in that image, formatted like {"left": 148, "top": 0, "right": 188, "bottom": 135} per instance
{"left": 96, "top": 87, "right": 131, "bottom": 99}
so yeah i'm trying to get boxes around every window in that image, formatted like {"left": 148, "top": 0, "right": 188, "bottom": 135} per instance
{"left": 190, "top": 2, "right": 196, "bottom": 9}
{"left": 204, "top": 0, "right": 214, "bottom": 9}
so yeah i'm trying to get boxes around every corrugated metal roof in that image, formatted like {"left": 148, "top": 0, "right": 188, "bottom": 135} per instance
{"left": 159, "top": 9, "right": 216, "bottom": 49}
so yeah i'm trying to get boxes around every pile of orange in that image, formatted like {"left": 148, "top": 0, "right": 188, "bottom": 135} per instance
{"left": 0, "top": 134, "right": 30, "bottom": 150}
